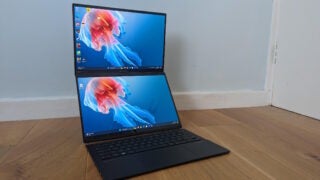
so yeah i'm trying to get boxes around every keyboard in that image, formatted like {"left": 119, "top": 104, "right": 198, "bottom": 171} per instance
{"left": 92, "top": 129, "right": 202, "bottom": 161}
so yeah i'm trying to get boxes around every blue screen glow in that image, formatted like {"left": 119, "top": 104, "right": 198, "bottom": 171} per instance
{"left": 73, "top": 5, "right": 166, "bottom": 71}
{"left": 78, "top": 75, "right": 179, "bottom": 137}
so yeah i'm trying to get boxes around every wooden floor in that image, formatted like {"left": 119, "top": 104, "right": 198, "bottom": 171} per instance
{"left": 0, "top": 106, "right": 319, "bottom": 179}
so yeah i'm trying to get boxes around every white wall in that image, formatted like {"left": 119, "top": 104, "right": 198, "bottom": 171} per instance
{"left": 0, "top": 0, "right": 273, "bottom": 120}
{"left": 272, "top": 0, "right": 320, "bottom": 120}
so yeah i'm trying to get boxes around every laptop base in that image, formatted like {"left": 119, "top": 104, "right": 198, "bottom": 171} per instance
{"left": 87, "top": 129, "right": 229, "bottom": 180}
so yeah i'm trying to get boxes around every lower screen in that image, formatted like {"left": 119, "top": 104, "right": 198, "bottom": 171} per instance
{"left": 77, "top": 74, "right": 179, "bottom": 137}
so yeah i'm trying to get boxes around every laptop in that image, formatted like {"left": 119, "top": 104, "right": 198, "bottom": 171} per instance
{"left": 73, "top": 4, "right": 229, "bottom": 179}
{"left": 76, "top": 74, "right": 229, "bottom": 179}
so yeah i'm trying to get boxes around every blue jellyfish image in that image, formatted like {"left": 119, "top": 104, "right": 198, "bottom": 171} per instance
{"left": 78, "top": 9, "right": 142, "bottom": 67}
{"left": 84, "top": 77, "right": 155, "bottom": 127}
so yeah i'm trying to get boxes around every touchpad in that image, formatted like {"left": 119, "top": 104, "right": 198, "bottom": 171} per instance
{"left": 137, "top": 145, "right": 195, "bottom": 168}
{"left": 102, "top": 145, "right": 195, "bottom": 179}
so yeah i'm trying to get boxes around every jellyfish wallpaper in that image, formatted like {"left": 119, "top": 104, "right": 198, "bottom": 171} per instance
{"left": 78, "top": 9, "right": 142, "bottom": 67}
{"left": 78, "top": 75, "right": 179, "bottom": 136}
{"left": 84, "top": 77, "right": 155, "bottom": 127}
{"left": 74, "top": 5, "right": 166, "bottom": 70}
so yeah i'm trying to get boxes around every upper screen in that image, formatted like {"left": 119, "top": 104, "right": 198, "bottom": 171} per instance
{"left": 77, "top": 74, "right": 179, "bottom": 137}
{"left": 73, "top": 4, "right": 166, "bottom": 72}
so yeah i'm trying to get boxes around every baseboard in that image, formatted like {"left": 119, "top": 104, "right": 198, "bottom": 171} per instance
{"left": 173, "top": 90, "right": 271, "bottom": 110}
{"left": 0, "top": 97, "right": 79, "bottom": 121}
{"left": 0, "top": 90, "right": 271, "bottom": 121}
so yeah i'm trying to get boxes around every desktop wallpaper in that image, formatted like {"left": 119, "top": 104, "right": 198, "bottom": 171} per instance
{"left": 78, "top": 75, "right": 179, "bottom": 137}
{"left": 74, "top": 5, "right": 166, "bottom": 70}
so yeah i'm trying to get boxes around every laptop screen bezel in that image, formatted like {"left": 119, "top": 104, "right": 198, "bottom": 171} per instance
{"left": 76, "top": 72, "right": 181, "bottom": 143}
{"left": 72, "top": 3, "right": 166, "bottom": 75}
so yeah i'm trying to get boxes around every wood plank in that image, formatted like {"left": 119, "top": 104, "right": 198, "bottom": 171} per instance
{"left": 216, "top": 108, "right": 320, "bottom": 179}
{"left": 217, "top": 107, "right": 320, "bottom": 153}
{"left": 254, "top": 106, "right": 320, "bottom": 136}
{"left": 0, "top": 117, "right": 87, "bottom": 179}
{"left": 0, "top": 120, "right": 37, "bottom": 163}
{"left": 0, "top": 106, "right": 319, "bottom": 179}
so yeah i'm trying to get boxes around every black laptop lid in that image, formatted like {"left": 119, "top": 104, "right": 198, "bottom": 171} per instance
{"left": 76, "top": 74, "right": 180, "bottom": 143}
{"left": 73, "top": 4, "right": 166, "bottom": 74}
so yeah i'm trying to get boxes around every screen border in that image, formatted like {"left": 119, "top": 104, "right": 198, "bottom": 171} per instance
{"left": 76, "top": 72, "right": 181, "bottom": 143}
{"left": 72, "top": 3, "right": 166, "bottom": 75}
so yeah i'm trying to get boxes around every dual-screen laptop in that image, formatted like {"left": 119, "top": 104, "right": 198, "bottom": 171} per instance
{"left": 73, "top": 4, "right": 229, "bottom": 179}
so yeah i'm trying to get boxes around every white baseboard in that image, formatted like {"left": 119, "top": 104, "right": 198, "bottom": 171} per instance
{"left": 0, "top": 97, "right": 79, "bottom": 121}
{"left": 0, "top": 90, "right": 271, "bottom": 121}
{"left": 173, "top": 90, "right": 271, "bottom": 110}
